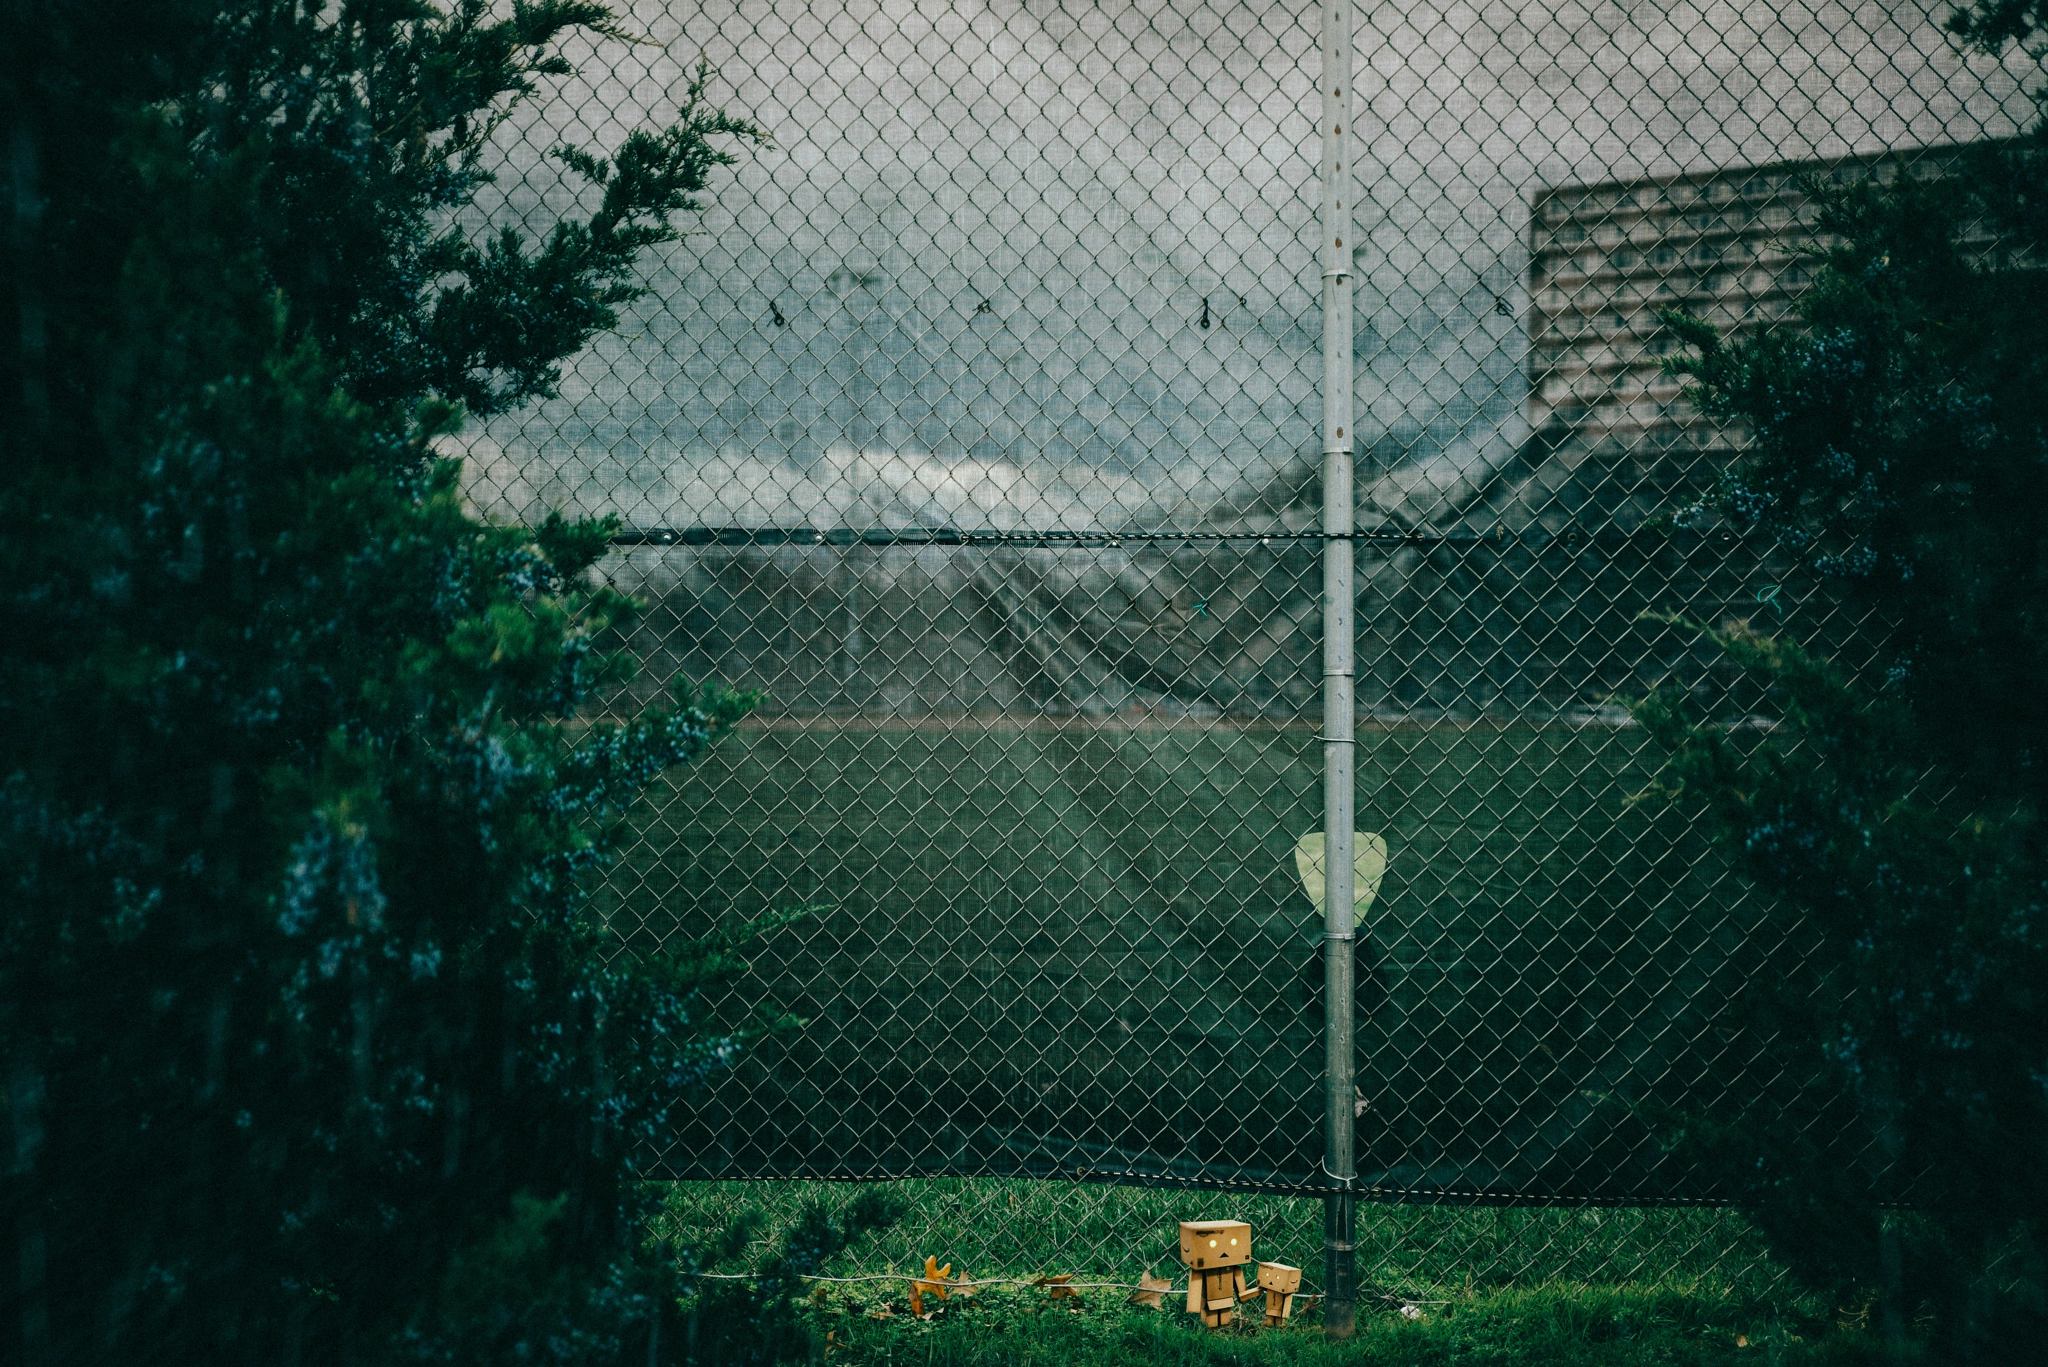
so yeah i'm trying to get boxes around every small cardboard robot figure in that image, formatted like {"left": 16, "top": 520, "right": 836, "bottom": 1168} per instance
{"left": 1178, "top": 1220, "right": 1253, "bottom": 1328}
{"left": 1255, "top": 1261, "right": 1302, "bottom": 1326}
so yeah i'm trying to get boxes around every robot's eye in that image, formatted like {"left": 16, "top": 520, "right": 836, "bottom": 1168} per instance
{"left": 1208, "top": 1239, "right": 1216, "bottom": 1247}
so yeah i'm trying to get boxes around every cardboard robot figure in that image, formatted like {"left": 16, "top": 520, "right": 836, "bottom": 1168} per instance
{"left": 1177, "top": 1220, "right": 1253, "bottom": 1329}
{"left": 1255, "top": 1261, "right": 1302, "bottom": 1326}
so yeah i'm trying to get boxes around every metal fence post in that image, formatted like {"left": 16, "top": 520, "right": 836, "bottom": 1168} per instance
{"left": 1319, "top": 0, "right": 1358, "bottom": 1339}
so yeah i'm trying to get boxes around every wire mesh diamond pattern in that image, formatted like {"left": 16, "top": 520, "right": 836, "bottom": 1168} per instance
{"left": 451, "top": 0, "right": 2034, "bottom": 1287}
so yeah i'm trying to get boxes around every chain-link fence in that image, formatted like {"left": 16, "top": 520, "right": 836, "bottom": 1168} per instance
{"left": 455, "top": 0, "right": 2033, "bottom": 1293}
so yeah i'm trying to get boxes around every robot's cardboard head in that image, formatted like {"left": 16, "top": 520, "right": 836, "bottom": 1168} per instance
{"left": 1178, "top": 1219, "right": 1252, "bottom": 1270}
{"left": 1256, "top": 1261, "right": 1302, "bottom": 1294}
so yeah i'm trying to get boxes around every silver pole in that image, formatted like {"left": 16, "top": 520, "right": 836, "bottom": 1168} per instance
{"left": 1318, "top": 0, "right": 1358, "bottom": 1339}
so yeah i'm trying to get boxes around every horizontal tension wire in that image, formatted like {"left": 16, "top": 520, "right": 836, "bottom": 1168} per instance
{"left": 679, "top": 1269, "right": 1332, "bottom": 1300}
{"left": 610, "top": 525, "right": 1752, "bottom": 549}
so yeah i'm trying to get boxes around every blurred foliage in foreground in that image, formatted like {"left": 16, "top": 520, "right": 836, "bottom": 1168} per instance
{"left": 1639, "top": 4, "right": 2048, "bottom": 1359}
{"left": 0, "top": 3, "right": 802, "bottom": 1362}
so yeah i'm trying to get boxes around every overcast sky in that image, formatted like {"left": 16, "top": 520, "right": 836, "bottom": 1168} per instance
{"left": 461, "top": 0, "right": 2030, "bottom": 532}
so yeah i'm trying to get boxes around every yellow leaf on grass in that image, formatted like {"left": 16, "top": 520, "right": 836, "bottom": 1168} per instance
{"left": 1293, "top": 831, "right": 1389, "bottom": 918}
{"left": 913, "top": 1256, "right": 953, "bottom": 1300}
{"left": 1127, "top": 1270, "right": 1174, "bottom": 1308}
{"left": 909, "top": 1255, "right": 957, "bottom": 1318}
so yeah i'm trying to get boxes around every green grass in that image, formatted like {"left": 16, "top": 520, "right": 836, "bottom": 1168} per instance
{"left": 658, "top": 1179, "right": 1878, "bottom": 1366}
{"left": 617, "top": 719, "right": 1761, "bottom": 1196}
{"left": 630, "top": 716, "right": 1848, "bottom": 1360}
{"left": 808, "top": 1284, "right": 1876, "bottom": 1367}
{"left": 660, "top": 1179, "right": 1780, "bottom": 1296}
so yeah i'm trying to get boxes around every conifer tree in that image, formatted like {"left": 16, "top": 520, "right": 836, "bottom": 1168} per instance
{"left": 1640, "top": 5, "right": 2048, "bottom": 1356}
{"left": 1, "top": 4, "right": 784, "bottom": 1361}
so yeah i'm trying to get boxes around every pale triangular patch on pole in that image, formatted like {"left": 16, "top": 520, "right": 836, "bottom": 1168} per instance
{"left": 1293, "top": 831, "right": 1388, "bottom": 917}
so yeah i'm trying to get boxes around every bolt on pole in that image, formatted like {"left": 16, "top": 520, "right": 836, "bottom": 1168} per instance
{"left": 1319, "top": 0, "right": 1358, "bottom": 1340}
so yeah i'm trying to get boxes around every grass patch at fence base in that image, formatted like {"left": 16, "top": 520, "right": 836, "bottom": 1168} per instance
{"left": 659, "top": 1179, "right": 1880, "bottom": 1363}
{"left": 661, "top": 1179, "right": 1784, "bottom": 1298}
{"left": 805, "top": 1283, "right": 1879, "bottom": 1367}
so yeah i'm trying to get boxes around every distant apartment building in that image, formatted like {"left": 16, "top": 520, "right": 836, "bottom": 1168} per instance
{"left": 1523, "top": 151, "right": 1959, "bottom": 517}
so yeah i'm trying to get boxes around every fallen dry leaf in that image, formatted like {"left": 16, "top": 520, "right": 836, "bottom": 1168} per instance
{"left": 1127, "top": 1270, "right": 1173, "bottom": 1308}
{"left": 1034, "top": 1273, "right": 1080, "bottom": 1301}
{"left": 912, "top": 1256, "right": 954, "bottom": 1301}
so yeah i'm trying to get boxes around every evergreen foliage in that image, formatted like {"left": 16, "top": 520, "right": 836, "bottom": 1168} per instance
{"left": 0, "top": 3, "right": 803, "bottom": 1362}
{"left": 684, "top": 1189, "right": 906, "bottom": 1365}
{"left": 1639, "top": 6, "right": 2048, "bottom": 1357}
